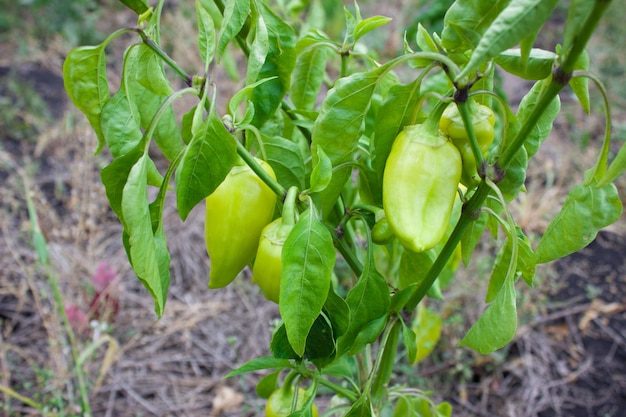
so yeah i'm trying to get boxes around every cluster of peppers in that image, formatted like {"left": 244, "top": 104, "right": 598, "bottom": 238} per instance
{"left": 204, "top": 98, "right": 496, "bottom": 300}
{"left": 203, "top": 99, "right": 495, "bottom": 416}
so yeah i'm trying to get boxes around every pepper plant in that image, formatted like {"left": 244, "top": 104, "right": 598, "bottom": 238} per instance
{"left": 63, "top": 0, "right": 625, "bottom": 415}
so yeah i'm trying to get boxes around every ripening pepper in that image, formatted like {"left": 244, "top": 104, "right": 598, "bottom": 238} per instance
{"left": 252, "top": 187, "right": 298, "bottom": 303}
{"left": 439, "top": 101, "right": 495, "bottom": 187}
{"left": 205, "top": 157, "right": 277, "bottom": 289}
{"left": 265, "top": 387, "right": 318, "bottom": 417}
{"left": 383, "top": 123, "right": 462, "bottom": 253}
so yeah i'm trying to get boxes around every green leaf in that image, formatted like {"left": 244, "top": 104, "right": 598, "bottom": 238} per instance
{"left": 280, "top": 209, "right": 335, "bottom": 356}
{"left": 494, "top": 48, "right": 557, "bottom": 80}
{"left": 517, "top": 79, "right": 560, "bottom": 158}
{"left": 63, "top": 44, "right": 110, "bottom": 152}
{"left": 354, "top": 15, "right": 392, "bottom": 43}
{"left": 101, "top": 148, "right": 144, "bottom": 223}
{"left": 598, "top": 141, "right": 626, "bottom": 187}
{"left": 498, "top": 146, "right": 528, "bottom": 202}
{"left": 118, "top": 0, "right": 149, "bottom": 15}
{"left": 311, "top": 65, "right": 388, "bottom": 217}
{"left": 251, "top": 2, "right": 296, "bottom": 126}
{"left": 256, "top": 371, "right": 279, "bottom": 399}
{"left": 263, "top": 134, "right": 306, "bottom": 190}
{"left": 101, "top": 90, "right": 143, "bottom": 157}
{"left": 291, "top": 44, "right": 332, "bottom": 111}
{"left": 246, "top": 7, "right": 269, "bottom": 84}
{"left": 535, "top": 183, "right": 623, "bottom": 264}
{"left": 323, "top": 286, "right": 350, "bottom": 339}
{"left": 122, "top": 155, "right": 169, "bottom": 317}
{"left": 399, "top": 250, "right": 434, "bottom": 290}
{"left": 270, "top": 315, "right": 336, "bottom": 367}
{"left": 309, "top": 146, "right": 332, "bottom": 194}
{"left": 225, "top": 356, "right": 292, "bottom": 378}
{"left": 460, "top": 273, "right": 517, "bottom": 354}
{"left": 124, "top": 44, "right": 183, "bottom": 161}
{"left": 457, "top": 0, "right": 560, "bottom": 81}
{"left": 196, "top": 1, "right": 216, "bottom": 71}
{"left": 441, "top": 0, "right": 511, "bottom": 54}
{"left": 570, "top": 50, "right": 590, "bottom": 114}
{"left": 175, "top": 111, "right": 237, "bottom": 221}
{"left": 216, "top": 0, "right": 250, "bottom": 61}
{"left": 337, "top": 247, "right": 390, "bottom": 356}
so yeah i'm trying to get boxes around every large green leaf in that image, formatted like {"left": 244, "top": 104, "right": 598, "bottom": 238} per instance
{"left": 280, "top": 209, "right": 335, "bottom": 356}
{"left": 63, "top": 44, "right": 110, "bottom": 152}
{"left": 263, "top": 134, "right": 306, "bottom": 190}
{"left": 175, "top": 112, "right": 237, "bottom": 221}
{"left": 535, "top": 183, "right": 623, "bottom": 264}
{"left": 216, "top": 0, "right": 250, "bottom": 61}
{"left": 291, "top": 44, "right": 332, "bottom": 111}
{"left": 121, "top": 155, "right": 169, "bottom": 316}
{"left": 196, "top": 1, "right": 217, "bottom": 71}
{"left": 311, "top": 65, "right": 388, "bottom": 217}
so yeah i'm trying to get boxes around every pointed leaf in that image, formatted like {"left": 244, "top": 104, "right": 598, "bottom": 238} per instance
{"left": 217, "top": 0, "right": 250, "bottom": 61}
{"left": 570, "top": 50, "right": 590, "bottom": 114}
{"left": 175, "top": 112, "right": 237, "bottom": 221}
{"left": 291, "top": 45, "right": 332, "bottom": 110}
{"left": 311, "top": 65, "right": 389, "bottom": 216}
{"left": 225, "top": 356, "right": 292, "bottom": 378}
{"left": 246, "top": 11, "right": 269, "bottom": 84}
{"left": 535, "top": 183, "right": 623, "bottom": 264}
{"left": 280, "top": 209, "right": 335, "bottom": 356}
{"left": 354, "top": 15, "right": 392, "bottom": 43}
{"left": 122, "top": 155, "right": 169, "bottom": 316}
{"left": 196, "top": 1, "right": 216, "bottom": 70}
{"left": 460, "top": 274, "right": 517, "bottom": 354}
{"left": 263, "top": 134, "right": 306, "bottom": 190}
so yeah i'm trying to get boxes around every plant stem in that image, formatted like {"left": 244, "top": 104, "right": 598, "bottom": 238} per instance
{"left": 133, "top": 28, "right": 193, "bottom": 86}
{"left": 235, "top": 141, "right": 286, "bottom": 198}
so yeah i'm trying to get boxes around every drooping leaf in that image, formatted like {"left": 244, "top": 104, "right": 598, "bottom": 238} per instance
{"left": 535, "top": 183, "right": 623, "bottom": 264}
{"left": 121, "top": 154, "right": 169, "bottom": 316}
{"left": 570, "top": 49, "right": 590, "bottom": 114}
{"left": 280, "top": 209, "right": 335, "bottom": 356}
{"left": 100, "top": 90, "right": 143, "bottom": 158}
{"left": 175, "top": 111, "right": 238, "bottom": 221}
{"left": 63, "top": 44, "right": 110, "bottom": 152}
{"left": 460, "top": 273, "right": 517, "bottom": 354}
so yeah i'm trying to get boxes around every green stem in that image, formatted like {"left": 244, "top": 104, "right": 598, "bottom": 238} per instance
{"left": 235, "top": 140, "right": 286, "bottom": 198}
{"left": 314, "top": 377, "right": 359, "bottom": 402}
{"left": 363, "top": 316, "right": 398, "bottom": 398}
{"left": 133, "top": 28, "right": 193, "bottom": 86}
{"left": 371, "top": 318, "right": 401, "bottom": 407}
